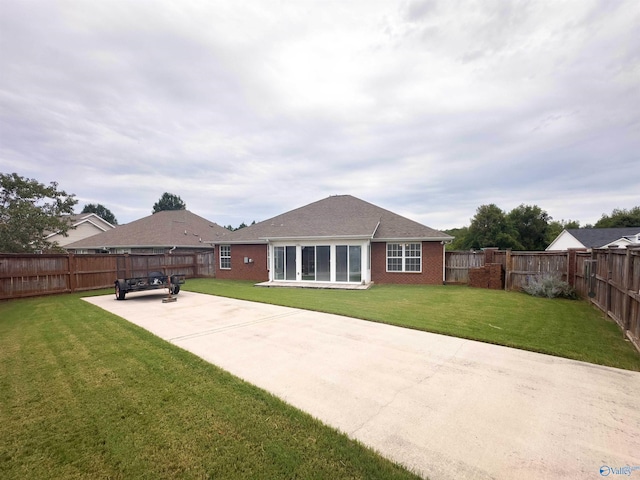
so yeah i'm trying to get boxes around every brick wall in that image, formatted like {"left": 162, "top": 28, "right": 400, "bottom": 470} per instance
{"left": 371, "top": 241, "right": 444, "bottom": 285}
{"left": 215, "top": 244, "right": 269, "bottom": 282}
{"left": 468, "top": 264, "right": 504, "bottom": 289}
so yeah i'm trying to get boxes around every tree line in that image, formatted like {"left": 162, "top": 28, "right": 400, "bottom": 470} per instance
{"left": 445, "top": 204, "right": 640, "bottom": 251}
{"left": 1, "top": 172, "right": 639, "bottom": 253}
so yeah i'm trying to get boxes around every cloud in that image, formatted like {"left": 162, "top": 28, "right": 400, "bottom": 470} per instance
{"left": 0, "top": 0, "right": 638, "bottom": 231}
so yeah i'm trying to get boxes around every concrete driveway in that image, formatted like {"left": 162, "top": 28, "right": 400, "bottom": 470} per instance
{"left": 84, "top": 291, "right": 640, "bottom": 480}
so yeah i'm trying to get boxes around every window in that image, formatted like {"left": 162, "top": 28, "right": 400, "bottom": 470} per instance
{"left": 220, "top": 245, "right": 231, "bottom": 269}
{"left": 349, "top": 245, "right": 361, "bottom": 282}
{"left": 387, "top": 243, "right": 421, "bottom": 272}
{"left": 336, "top": 245, "right": 361, "bottom": 282}
{"left": 301, "top": 245, "right": 331, "bottom": 281}
{"left": 274, "top": 246, "right": 296, "bottom": 280}
{"left": 316, "top": 246, "right": 331, "bottom": 281}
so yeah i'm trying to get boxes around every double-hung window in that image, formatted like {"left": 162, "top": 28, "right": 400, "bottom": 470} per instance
{"left": 220, "top": 245, "right": 231, "bottom": 269}
{"left": 387, "top": 243, "right": 421, "bottom": 272}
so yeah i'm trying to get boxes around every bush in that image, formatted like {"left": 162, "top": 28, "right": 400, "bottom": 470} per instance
{"left": 523, "top": 273, "right": 577, "bottom": 299}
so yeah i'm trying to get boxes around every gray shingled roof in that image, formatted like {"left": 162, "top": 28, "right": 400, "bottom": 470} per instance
{"left": 223, "top": 195, "right": 452, "bottom": 243}
{"left": 566, "top": 227, "right": 640, "bottom": 248}
{"left": 65, "top": 210, "right": 230, "bottom": 249}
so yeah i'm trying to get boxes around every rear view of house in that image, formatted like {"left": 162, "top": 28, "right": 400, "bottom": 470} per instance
{"left": 215, "top": 195, "right": 453, "bottom": 286}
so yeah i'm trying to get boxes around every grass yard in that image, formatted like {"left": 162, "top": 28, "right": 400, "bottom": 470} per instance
{"left": 0, "top": 293, "right": 422, "bottom": 480}
{"left": 185, "top": 279, "right": 640, "bottom": 372}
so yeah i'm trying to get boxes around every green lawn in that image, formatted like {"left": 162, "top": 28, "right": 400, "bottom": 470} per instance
{"left": 185, "top": 279, "right": 640, "bottom": 371}
{"left": 3, "top": 282, "right": 639, "bottom": 479}
{"left": 0, "top": 293, "right": 422, "bottom": 480}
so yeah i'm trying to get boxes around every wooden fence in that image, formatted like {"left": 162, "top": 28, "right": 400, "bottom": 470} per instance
{"left": 446, "top": 249, "right": 567, "bottom": 289}
{"left": 0, "top": 252, "right": 215, "bottom": 300}
{"left": 445, "top": 247, "right": 640, "bottom": 351}
{"left": 444, "top": 251, "right": 485, "bottom": 283}
{"left": 505, "top": 251, "right": 568, "bottom": 291}
{"left": 576, "top": 248, "right": 640, "bottom": 351}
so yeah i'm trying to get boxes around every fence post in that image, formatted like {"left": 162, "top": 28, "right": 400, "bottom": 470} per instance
{"left": 567, "top": 249, "right": 575, "bottom": 288}
{"left": 606, "top": 249, "right": 612, "bottom": 320}
{"left": 504, "top": 249, "right": 512, "bottom": 290}
{"left": 68, "top": 253, "right": 77, "bottom": 293}
{"left": 125, "top": 254, "right": 131, "bottom": 279}
{"left": 622, "top": 248, "right": 631, "bottom": 331}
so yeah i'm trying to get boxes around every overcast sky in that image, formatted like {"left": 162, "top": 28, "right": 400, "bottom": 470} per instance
{"left": 1, "top": 0, "right": 638, "bottom": 230}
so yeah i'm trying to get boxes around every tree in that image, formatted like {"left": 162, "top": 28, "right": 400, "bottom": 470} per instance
{"left": 594, "top": 207, "right": 640, "bottom": 228}
{"left": 443, "top": 226, "right": 469, "bottom": 250}
{"left": 465, "top": 204, "right": 522, "bottom": 250}
{"left": 81, "top": 203, "right": 118, "bottom": 225}
{"left": 0, "top": 173, "right": 77, "bottom": 253}
{"left": 224, "top": 220, "right": 256, "bottom": 231}
{"left": 507, "top": 204, "right": 551, "bottom": 251}
{"left": 152, "top": 192, "right": 186, "bottom": 213}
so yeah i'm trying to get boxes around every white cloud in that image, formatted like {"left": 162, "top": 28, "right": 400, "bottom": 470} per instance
{"left": 1, "top": 0, "right": 638, "bottom": 231}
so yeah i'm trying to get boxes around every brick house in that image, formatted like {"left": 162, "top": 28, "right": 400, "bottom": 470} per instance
{"left": 215, "top": 195, "right": 453, "bottom": 286}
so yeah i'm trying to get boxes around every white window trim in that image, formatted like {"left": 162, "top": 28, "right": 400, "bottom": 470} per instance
{"left": 219, "top": 245, "right": 231, "bottom": 270}
{"left": 386, "top": 242, "right": 422, "bottom": 273}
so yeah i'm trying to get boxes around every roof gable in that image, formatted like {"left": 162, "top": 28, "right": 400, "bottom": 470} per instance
{"left": 566, "top": 227, "right": 640, "bottom": 248}
{"left": 45, "top": 213, "right": 115, "bottom": 238}
{"left": 65, "top": 210, "right": 230, "bottom": 248}
{"left": 224, "top": 195, "right": 452, "bottom": 243}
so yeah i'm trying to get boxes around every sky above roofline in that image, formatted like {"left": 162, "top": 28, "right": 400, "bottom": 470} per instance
{"left": 1, "top": 1, "right": 638, "bottom": 230}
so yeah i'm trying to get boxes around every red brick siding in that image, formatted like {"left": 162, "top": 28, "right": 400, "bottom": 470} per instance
{"left": 468, "top": 264, "right": 504, "bottom": 289}
{"left": 371, "top": 241, "right": 444, "bottom": 285}
{"left": 215, "top": 244, "right": 269, "bottom": 282}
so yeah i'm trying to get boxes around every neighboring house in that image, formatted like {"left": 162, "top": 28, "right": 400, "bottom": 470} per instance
{"left": 546, "top": 227, "right": 640, "bottom": 251}
{"left": 65, "top": 210, "right": 230, "bottom": 254}
{"left": 46, "top": 213, "right": 116, "bottom": 248}
{"left": 214, "top": 195, "right": 453, "bottom": 285}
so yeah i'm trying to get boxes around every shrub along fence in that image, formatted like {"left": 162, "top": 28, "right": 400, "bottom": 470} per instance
{"left": 445, "top": 247, "right": 640, "bottom": 352}
{"left": 0, "top": 252, "right": 215, "bottom": 300}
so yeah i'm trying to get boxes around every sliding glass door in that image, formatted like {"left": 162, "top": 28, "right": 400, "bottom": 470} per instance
{"left": 274, "top": 246, "right": 285, "bottom": 280}
{"left": 274, "top": 246, "right": 297, "bottom": 280}
{"left": 336, "top": 245, "right": 348, "bottom": 282}
{"left": 336, "top": 245, "right": 361, "bottom": 282}
{"left": 349, "top": 246, "right": 361, "bottom": 282}
{"left": 273, "top": 243, "right": 362, "bottom": 283}
{"left": 302, "top": 246, "right": 315, "bottom": 280}
{"left": 316, "top": 246, "right": 330, "bottom": 281}
{"left": 285, "top": 246, "right": 296, "bottom": 280}
{"left": 302, "top": 245, "right": 330, "bottom": 281}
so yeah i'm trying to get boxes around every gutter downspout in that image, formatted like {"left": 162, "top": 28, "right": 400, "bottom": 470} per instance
{"left": 442, "top": 242, "right": 446, "bottom": 284}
